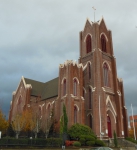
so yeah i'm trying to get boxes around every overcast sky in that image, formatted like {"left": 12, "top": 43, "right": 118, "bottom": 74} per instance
{"left": 0, "top": 0, "right": 137, "bottom": 121}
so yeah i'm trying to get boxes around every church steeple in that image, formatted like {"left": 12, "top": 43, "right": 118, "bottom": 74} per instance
{"left": 79, "top": 17, "right": 128, "bottom": 138}
{"left": 79, "top": 17, "right": 114, "bottom": 61}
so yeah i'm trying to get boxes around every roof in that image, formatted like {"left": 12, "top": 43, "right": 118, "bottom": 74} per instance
{"left": 41, "top": 77, "right": 58, "bottom": 100}
{"left": 24, "top": 77, "right": 58, "bottom": 100}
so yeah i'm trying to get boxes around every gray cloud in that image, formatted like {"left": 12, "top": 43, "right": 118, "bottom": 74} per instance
{"left": 0, "top": 0, "right": 137, "bottom": 120}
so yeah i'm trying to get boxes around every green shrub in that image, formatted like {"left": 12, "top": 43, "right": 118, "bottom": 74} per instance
{"left": 52, "top": 138, "right": 62, "bottom": 147}
{"left": 95, "top": 139, "right": 106, "bottom": 146}
{"left": 2, "top": 136, "right": 13, "bottom": 139}
{"left": 18, "top": 139, "right": 28, "bottom": 144}
{"left": 79, "top": 135, "right": 95, "bottom": 146}
{"left": 0, "top": 138, "right": 29, "bottom": 145}
{"left": 32, "top": 138, "right": 46, "bottom": 145}
{"left": 125, "top": 137, "right": 136, "bottom": 143}
{"left": 79, "top": 138, "right": 85, "bottom": 145}
{"left": 86, "top": 141, "right": 95, "bottom": 146}
{"left": 45, "top": 138, "right": 62, "bottom": 147}
{"left": 85, "top": 135, "right": 95, "bottom": 141}
{"left": 0, "top": 137, "right": 62, "bottom": 147}
{"left": 0, "top": 139, "right": 8, "bottom": 144}
{"left": 8, "top": 138, "right": 19, "bottom": 144}
{"left": 73, "top": 141, "right": 81, "bottom": 147}
{"left": 68, "top": 123, "right": 95, "bottom": 140}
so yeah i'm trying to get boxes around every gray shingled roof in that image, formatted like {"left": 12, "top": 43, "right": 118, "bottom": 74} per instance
{"left": 24, "top": 77, "right": 58, "bottom": 100}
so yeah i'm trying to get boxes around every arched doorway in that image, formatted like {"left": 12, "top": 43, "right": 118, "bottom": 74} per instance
{"left": 107, "top": 116, "right": 112, "bottom": 138}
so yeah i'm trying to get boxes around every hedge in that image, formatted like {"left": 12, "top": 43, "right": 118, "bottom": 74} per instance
{"left": 0, "top": 137, "right": 62, "bottom": 147}
{"left": 86, "top": 141, "right": 95, "bottom": 146}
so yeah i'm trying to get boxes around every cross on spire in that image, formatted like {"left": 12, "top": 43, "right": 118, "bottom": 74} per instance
{"left": 92, "top": 7, "right": 96, "bottom": 22}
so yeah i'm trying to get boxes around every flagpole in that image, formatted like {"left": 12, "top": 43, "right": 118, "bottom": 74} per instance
{"left": 131, "top": 103, "right": 136, "bottom": 140}
{"left": 99, "top": 95, "right": 102, "bottom": 140}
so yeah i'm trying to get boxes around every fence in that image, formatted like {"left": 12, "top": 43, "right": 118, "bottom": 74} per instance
{"left": 0, "top": 133, "right": 69, "bottom": 148}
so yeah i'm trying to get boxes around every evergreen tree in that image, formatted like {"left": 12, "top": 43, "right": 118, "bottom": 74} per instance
{"left": 60, "top": 116, "right": 63, "bottom": 134}
{"left": 60, "top": 104, "right": 68, "bottom": 134}
{"left": 114, "top": 130, "right": 118, "bottom": 147}
{"left": 63, "top": 104, "right": 68, "bottom": 133}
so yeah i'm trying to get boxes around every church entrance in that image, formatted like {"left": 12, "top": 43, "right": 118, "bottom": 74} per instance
{"left": 107, "top": 116, "right": 112, "bottom": 138}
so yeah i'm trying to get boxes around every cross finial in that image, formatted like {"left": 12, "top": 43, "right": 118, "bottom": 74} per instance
{"left": 92, "top": 7, "right": 96, "bottom": 22}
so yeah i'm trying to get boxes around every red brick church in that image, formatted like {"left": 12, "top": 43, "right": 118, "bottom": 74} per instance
{"left": 9, "top": 17, "right": 128, "bottom": 139}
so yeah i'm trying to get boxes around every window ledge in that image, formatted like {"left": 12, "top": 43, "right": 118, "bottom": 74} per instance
{"left": 102, "top": 87, "right": 115, "bottom": 95}
{"left": 61, "top": 94, "right": 67, "bottom": 100}
{"left": 70, "top": 94, "right": 79, "bottom": 99}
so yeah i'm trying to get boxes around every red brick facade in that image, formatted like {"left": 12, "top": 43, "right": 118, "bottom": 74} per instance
{"left": 9, "top": 17, "right": 128, "bottom": 139}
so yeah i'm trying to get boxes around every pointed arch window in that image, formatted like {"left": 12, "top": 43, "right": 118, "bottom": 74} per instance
{"left": 73, "top": 79, "right": 77, "bottom": 96}
{"left": 89, "top": 88, "right": 91, "bottom": 109}
{"left": 83, "top": 89, "right": 85, "bottom": 99}
{"left": 17, "top": 96, "right": 22, "bottom": 113}
{"left": 101, "top": 34, "right": 107, "bottom": 52}
{"left": 74, "top": 106, "right": 77, "bottom": 123}
{"left": 47, "top": 104, "right": 51, "bottom": 118}
{"left": 86, "top": 35, "right": 92, "bottom": 53}
{"left": 63, "top": 79, "right": 66, "bottom": 96}
{"left": 89, "top": 114, "right": 92, "bottom": 129}
{"left": 39, "top": 106, "right": 42, "bottom": 119}
{"left": 88, "top": 63, "right": 91, "bottom": 79}
{"left": 103, "top": 63, "right": 109, "bottom": 86}
{"left": 46, "top": 104, "right": 51, "bottom": 130}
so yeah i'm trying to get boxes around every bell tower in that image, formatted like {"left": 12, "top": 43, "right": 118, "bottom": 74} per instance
{"left": 79, "top": 17, "right": 128, "bottom": 138}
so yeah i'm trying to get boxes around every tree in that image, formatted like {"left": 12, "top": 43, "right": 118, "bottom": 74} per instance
{"left": 11, "top": 114, "right": 25, "bottom": 139}
{"left": 41, "top": 108, "right": 55, "bottom": 137}
{"left": 128, "top": 126, "right": 137, "bottom": 139}
{"left": 63, "top": 104, "right": 68, "bottom": 133}
{"left": 129, "top": 127, "right": 134, "bottom": 138}
{"left": 22, "top": 109, "right": 35, "bottom": 133}
{"left": 0, "top": 108, "right": 9, "bottom": 136}
{"left": 60, "top": 115, "right": 63, "bottom": 134}
{"left": 68, "top": 123, "right": 95, "bottom": 140}
{"left": 32, "top": 112, "right": 41, "bottom": 138}
{"left": 60, "top": 104, "right": 68, "bottom": 134}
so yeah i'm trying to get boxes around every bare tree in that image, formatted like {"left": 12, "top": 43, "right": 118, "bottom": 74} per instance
{"left": 11, "top": 114, "right": 25, "bottom": 139}
{"left": 32, "top": 112, "right": 41, "bottom": 138}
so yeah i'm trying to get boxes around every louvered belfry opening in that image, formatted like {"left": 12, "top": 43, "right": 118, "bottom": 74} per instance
{"left": 86, "top": 35, "right": 92, "bottom": 53}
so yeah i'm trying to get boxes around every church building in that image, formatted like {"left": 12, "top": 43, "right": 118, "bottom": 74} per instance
{"left": 9, "top": 17, "right": 128, "bottom": 139}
